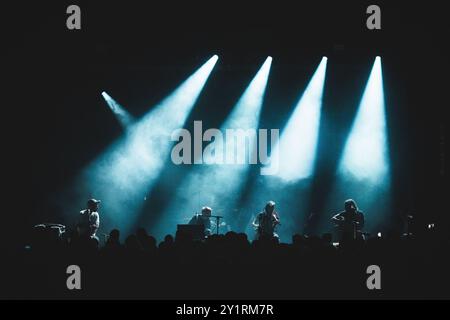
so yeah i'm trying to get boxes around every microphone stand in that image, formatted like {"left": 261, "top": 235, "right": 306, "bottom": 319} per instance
{"left": 210, "top": 215, "right": 223, "bottom": 234}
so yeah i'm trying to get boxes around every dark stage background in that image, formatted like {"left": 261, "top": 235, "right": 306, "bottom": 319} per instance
{"left": 2, "top": 1, "right": 448, "bottom": 246}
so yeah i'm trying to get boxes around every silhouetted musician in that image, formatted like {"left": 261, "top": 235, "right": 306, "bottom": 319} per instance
{"left": 188, "top": 206, "right": 213, "bottom": 237}
{"left": 77, "top": 198, "right": 101, "bottom": 240}
{"left": 331, "top": 199, "right": 365, "bottom": 241}
{"left": 253, "top": 201, "right": 280, "bottom": 240}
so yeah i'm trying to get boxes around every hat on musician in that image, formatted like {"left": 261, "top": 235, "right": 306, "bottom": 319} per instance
{"left": 87, "top": 198, "right": 101, "bottom": 206}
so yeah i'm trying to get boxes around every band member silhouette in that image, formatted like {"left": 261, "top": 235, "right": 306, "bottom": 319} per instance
{"left": 189, "top": 206, "right": 213, "bottom": 237}
{"left": 253, "top": 201, "right": 280, "bottom": 240}
{"left": 331, "top": 199, "right": 365, "bottom": 241}
{"left": 77, "top": 198, "right": 101, "bottom": 240}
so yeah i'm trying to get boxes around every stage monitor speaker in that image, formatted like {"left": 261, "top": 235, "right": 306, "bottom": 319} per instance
{"left": 177, "top": 224, "right": 205, "bottom": 240}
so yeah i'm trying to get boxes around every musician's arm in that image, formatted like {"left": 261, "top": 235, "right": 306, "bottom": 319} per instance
{"left": 90, "top": 212, "right": 100, "bottom": 233}
{"left": 273, "top": 213, "right": 280, "bottom": 225}
{"left": 252, "top": 215, "right": 260, "bottom": 228}
{"left": 331, "top": 213, "right": 343, "bottom": 222}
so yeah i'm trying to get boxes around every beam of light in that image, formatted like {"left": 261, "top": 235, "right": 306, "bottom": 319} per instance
{"left": 68, "top": 55, "right": 218, "bottom": 233}
{"left": 154, "top": 57, "right": 272, "bottom": 240}
{"left": 101, "top": 91, "right": 134, "bottom": 128}
{"left": 319, "top": 57, "right": 390, "bottom": 234}
{"left": 264, "top": 57, "right": 327, "bottom": 182}
{"left": 339, "top": 56, "right": 389, "bottom": 184}
{"left": 239, "top": 57, "right": 328, "bottom": 241}
{"left": 218, "top": 56, "right": 273, "bottom": 161}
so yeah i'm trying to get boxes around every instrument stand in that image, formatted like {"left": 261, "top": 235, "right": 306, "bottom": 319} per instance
{"left": 210, "top": 215, "right": 223, "bottom": 235}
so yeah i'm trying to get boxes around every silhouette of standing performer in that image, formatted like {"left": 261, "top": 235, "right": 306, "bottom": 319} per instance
{"left": 331, "top": 199, "right": 365, "bottom": 241}
{"left": 77, "top": 198, "right": 101, "bottom": 240}
{"left": 253, "top": 201, "right": 280, "bottom": 240}
{"left": 189, "top": 206, "right": 213, "bottom": 237}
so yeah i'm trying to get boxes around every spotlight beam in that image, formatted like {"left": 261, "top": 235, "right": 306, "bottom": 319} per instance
{"left": 339, "top": 56, "right": 389, "bottom": 184}
{"left": 240, "top": 58, "right": 328, "bottom": 241}
{"left": 155, "top": 57, "right": 273, "bottom": 239}
{"left": 322, "top": 56, "right": 391, "bottom": 233}
{"left": 267, "top": 57, "right": 328, "bottom": 182}
{"left": 101, "top": 91, "right": 134, "bottom": 128}
{"left": 70, "top": 55, "right": 218, "bottom": 233}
